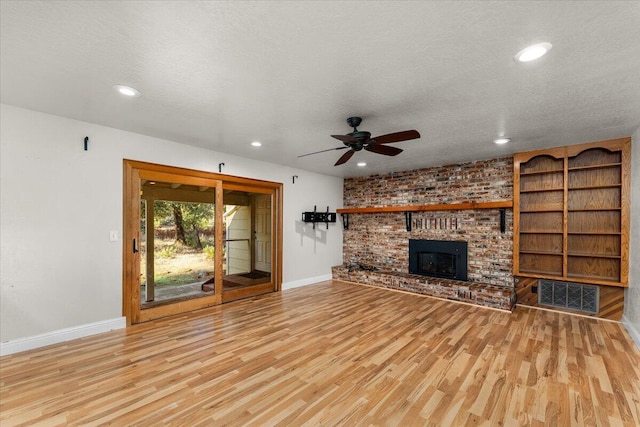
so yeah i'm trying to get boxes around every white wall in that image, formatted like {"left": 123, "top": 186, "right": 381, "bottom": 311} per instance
{"left": 0, "top": 104, "right": 343, "bottom": 343}
{"left": 623, "top": 128, "right": 640, "bottom": 349}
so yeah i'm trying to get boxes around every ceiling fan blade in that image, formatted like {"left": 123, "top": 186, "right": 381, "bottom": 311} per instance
{"left": 334, "top": 150, "right": 355, "bottom": 166}
{"left": 365, "top": 144, "right": 403, "bottom": 156}
{"left": 372, "top": 130, "right": 420, "bottom": 144}
{"left": 298, "top": 146, "right": 348, "bottom": 158}
{"left": 331, "top": 134, "right": 359, "bottom": 143}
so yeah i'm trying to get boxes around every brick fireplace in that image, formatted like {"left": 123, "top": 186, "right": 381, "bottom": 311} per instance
{"left": 332, "top": 156, "right": 517, "bottom": 310}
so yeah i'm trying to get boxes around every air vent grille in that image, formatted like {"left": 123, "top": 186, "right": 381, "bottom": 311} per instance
{"left": 538, "top": 280, "right": 599, "bottom": 314}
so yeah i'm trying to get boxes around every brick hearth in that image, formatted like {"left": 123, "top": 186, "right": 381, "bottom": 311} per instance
{"left": 332, "top": 265, "right": 516, "bottom": 311}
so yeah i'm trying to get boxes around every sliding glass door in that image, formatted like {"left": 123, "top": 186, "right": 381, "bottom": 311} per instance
{"left": 123, "top": 160, "right": 282, "bottom": 325}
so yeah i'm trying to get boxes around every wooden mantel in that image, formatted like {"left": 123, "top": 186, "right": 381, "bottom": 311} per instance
{"left": 336, "top": 200, "right": 513, "bottom": 214}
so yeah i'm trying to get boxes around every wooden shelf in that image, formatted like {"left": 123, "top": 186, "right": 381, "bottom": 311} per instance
{"left": 519, "top": 230, "right": 563, "bottom": 234}
{"left": 519, "top": 270, "right": 562, "bottom": 279}
{"left": 567, "top": 273, "right": 619, "bottom": 282}
{"left": 567, "top": 253, "right": 621, "bottom": 259}
{"left": 336, "top": 200, "right": 512, "bottom": 214}
{"left": 568, "top": 208, "right": 621, "bottom": 212}
{"left": 519, "top": 188, "right": 564, "bottom": 193}
{"left": 520, "top": 209, "right": 564, "bottom": 213}
{"left": 567, "top": 231, "right": 621, "bottom": 235}
{"left": 519, "top": 169, "right": 563, "bottom": 176}
{"left": 568, "top": 184, "right": 621, "bottom": 190}
{"left": 568, "top": 162, "right": 621, "bottom": 171}
{"left": 519, "top": 250, "right": 563, "bottom": 256}
{"left": 518, "top": 272, "right": 627, "bottom": 287}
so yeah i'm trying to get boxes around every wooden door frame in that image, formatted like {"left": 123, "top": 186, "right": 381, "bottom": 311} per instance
{"left": 123, "top": 160, "right": 283, "bottom": 325}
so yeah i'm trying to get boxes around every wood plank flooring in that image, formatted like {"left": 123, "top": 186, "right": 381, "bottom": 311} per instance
{"left": 1, "top": 280, "right": 639, "bottom": 426}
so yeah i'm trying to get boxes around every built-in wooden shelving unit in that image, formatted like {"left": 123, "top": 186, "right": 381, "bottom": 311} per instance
{"left": 513, "top": 137, "right": 630, "bottom": 287}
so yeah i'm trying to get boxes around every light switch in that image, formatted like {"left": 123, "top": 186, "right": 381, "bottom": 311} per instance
{"left": 109, "top": 230, "right": 119, "bottom": 241}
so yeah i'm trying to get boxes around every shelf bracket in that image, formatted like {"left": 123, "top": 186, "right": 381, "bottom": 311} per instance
{"left": 341, "top": 213, "right": 349, "bottom": 230}
{"left": 500, "top": 208, "right": 506, "bottom": 233}
{"left": 405, "top": 211, "right": 412, "bottom": 232}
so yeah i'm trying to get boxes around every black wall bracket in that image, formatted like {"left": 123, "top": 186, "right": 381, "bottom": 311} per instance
{"left": 405, "top": 211, "right": 412, "bottom": 232}
{"left": 302, "top": 206, "right": 336, "bottom": 230}
{"left": 499, "top": 208, "right": 506, "bottom": 233}
{"left": 218, "top": 162, "right": 225, "bottom": 173}
{"left": 84, "top": 136, "right": 89, "bottom": 151}
{"left": 341, "top": 213, "right": 349, "bottom": 230}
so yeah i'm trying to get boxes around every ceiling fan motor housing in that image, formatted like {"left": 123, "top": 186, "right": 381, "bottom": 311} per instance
{"left": 349, "top": 131, "right": 371, "bottom": 142}
{"left": 346, "top": 117, "right": 371, "bottom": 145}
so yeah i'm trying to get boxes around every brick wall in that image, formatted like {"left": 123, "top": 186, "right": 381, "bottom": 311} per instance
{"left": 342, "top": 157, "right": 514, "bottom": 287}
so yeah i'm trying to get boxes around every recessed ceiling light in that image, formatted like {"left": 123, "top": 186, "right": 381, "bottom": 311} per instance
{"left": 494, "top": 137, "right": 511, "bottom": 145}
{"left": 357, "top": 162, "right": 367, "bottom": 167}
{"left": 251, "top": 141, "right": 262, "bottom": 147}
{"left": 514, "top": 42, "right": 552, "bottom": 62}
{"left": 113, "top": 85, "right": 141, "bottom": 97}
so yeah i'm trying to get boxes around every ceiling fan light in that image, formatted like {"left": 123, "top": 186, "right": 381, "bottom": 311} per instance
{"left": 494, "top": 137, "right": 511, "bottom": 145}
{"left": 514, "top": 42, "right": 552, "bottom": 62}
{"left": 357, "top": 162, "right": 367, "bottom": 167}
{"left": 251, "top": 141, "right": 262, "bottom": 147}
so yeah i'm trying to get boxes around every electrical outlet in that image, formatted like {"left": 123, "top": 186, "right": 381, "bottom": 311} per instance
{"left": 109, "top": 230, "right": 119, "bottom": 242}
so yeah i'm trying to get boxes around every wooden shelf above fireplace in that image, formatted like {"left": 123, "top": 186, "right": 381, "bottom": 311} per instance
{"left": 336, "top": 200, "right": 513, "bottom": 214}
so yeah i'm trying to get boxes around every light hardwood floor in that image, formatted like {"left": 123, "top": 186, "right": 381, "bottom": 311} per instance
{"left": 1, "top": 280, "right": 639, "bottom": 426}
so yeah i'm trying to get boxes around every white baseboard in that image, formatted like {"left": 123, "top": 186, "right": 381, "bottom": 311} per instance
{"left": 622, "top": 315, "right": 640, "bottom": 351}
{"left": 0, "top": 317, "right": 127, "bottom": 357}
{"left": 282, "top": 274, "right": 332, "bottom": 290}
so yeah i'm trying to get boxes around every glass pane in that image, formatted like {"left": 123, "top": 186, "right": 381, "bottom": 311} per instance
{"left": 223, "top": 190, "right": 272, "bottom": 291}
{"left": 139, "top": 179, "right": 216, "bottom": 309}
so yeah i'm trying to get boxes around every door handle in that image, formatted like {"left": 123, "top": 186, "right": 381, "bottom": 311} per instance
{"left": 133, "top": 238, "right": 139, "bottom": 254}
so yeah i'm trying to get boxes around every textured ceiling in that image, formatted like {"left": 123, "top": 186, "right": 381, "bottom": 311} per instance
{"left": 1, "top": 1, "right": 639, "bottom": 178}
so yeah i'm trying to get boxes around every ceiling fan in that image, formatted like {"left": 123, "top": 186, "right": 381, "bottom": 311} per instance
{"left": 298, "top": 117, "right": 421, "bottom": 166}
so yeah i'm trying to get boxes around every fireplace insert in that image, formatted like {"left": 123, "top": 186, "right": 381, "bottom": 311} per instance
{"left": 409, "top": 239, "right": 468, "bottom": 281}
